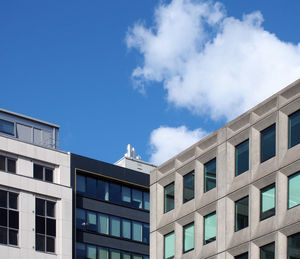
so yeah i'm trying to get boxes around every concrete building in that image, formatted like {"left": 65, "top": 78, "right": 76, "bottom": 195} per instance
{"left": 0, "top": 109, "right": 72, "bottom": 258}
{"left": 150, "top": 79, "right": 300, "bottom": 259}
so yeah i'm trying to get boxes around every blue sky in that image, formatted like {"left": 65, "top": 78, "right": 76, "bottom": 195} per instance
{"left": 1, "top": 0, "right": 300, "bottom": 165}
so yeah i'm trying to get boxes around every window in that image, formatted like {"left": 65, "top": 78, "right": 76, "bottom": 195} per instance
{"left": 86, "top": 177, "right": 97, "bottom": 197}
{"left": 235, "top": 253, "right": 248, "bottom": 259}
{"left": 164, "top": 232, "right": 174, "bottom": 259}
{"left": 87, "top": 245, "right": 97, "bottom": 259}
{"left": 132, "top": 221, "right": 143, "bottom": 242}
{"left": 35, "top": 198, "right": 56, "bottom": 253}
{"left": 288, "top": 172, "right": 300, "bottom": 209}
{"left": 164, "top": 182, "right": 174, "bottom": 213}
{"left": 98, "top": 179, "right": 109, "bottom": 201}
{"left": 183, "top": 223, "right": 194, "bottom": 253}
{"left": 110, "top": 183, "right": 121, "bottom": 204}
{"left": 0, "top": 119, "right": 14, "bottom": 136}
{"left": 76, "top": 242, "right": 86, "bottom": 259}
{"left": 143, "top": 192, "right": 150, "bottom": 210}
{"left": 261, "top": 124, "right": 276, "bottom": 162}
{"left": 99, "top": 247, "right": 109, "bottom": 259}
{"left": 110, "top": 216, "right": 120, "bottom": 237}
{"left": 260, "top": 242, "right": 275, "bottom": 259}
{"left": 235, "top": 196, "right": 249, "bottom": 231}
{"left": 289, "top": 109, "right": 300, "bottom": 148}
{"left": 288, "top": 232, "right": 300, "bottom": 259}
{"left": 76, "top": 208, "right": 86, "bottom": 230}
{"left": 204, "top": 212, "right": 216, "bottom": 245}
{"left": 122, "top": 186, "right": 131, "bottom": 204}
{"left": 76, "top": 175, "right": 86, "bottom": 193}
{"left": 183, "top": 171, "right": 194, "bottom": 203}
{"left": 0, "top": 155, "right": 16, "bottom": 174}
{"left": 143, "top": 223, "right": 149, "bottom": 243}
{"left": 235, "top": 140, "right": 249, "bottom": 176}
{"left": 0, "top": 190, "right": 18, "bottom": 246}
{"left": 132, "top": 189, "right": 143, "bottom": 209}
{"left": 111, "top": 250, "right": 121, "bottom": 259}
{"left": 87, "top": 211, "right": 97, "bottom": 232}
{"left": 34, "top": 164, "right": 53, "bottom": 182}
{"left": 99, "top": 213, "right": 109, "bottom": 234}
{"left": 204, "top": 158, "right": 216, "bottom": 192}
{"left": 260, "top": 184, "right": 275, "bottom": 220}
{"left": 122, "top": 219, "right": 131, "bottom": 239}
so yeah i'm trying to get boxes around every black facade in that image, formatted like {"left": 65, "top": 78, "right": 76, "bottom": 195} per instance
{"left": 71, "top": 153, "right": 150, "bottom": 259}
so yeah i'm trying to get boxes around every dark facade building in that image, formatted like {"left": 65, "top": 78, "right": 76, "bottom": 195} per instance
{"left": 71, "top": 153, "right": 150, "bottom": 259}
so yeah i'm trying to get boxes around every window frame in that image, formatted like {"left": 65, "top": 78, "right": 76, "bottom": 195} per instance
{"left": 0, "top": 118, "right": 15, "bottom": 136}
{"left": 164, "top": 182, "right": 175, "bottom": 213}
{"left": 235, "top": 196, "right": 249, "bottom": 232}
{"left": 183, "top": 222, "right": 194, "bottom": 253}
{"left": 260, "top": 124, "right": 276, "bottom": 163}
{"left": 203, "top": 211, "right": 216, "bottom": 245}
{"left": 260, "top": 183, "right": 276, "bottom": 221}
{"left": 0, "top": 155, "right": 16, "bottom": 174}
{"left": 164, "top": 231, "right": 175, "bottom": 259}
{"left": 204, "top": 158, "right": 217, "bottom": 193}
{"left": 235, "top": 139, "right": 249, "bottom": 176}
{"left": 183, "top": 171, "right": 195, "bottom": 203}
{"left": 288, "top": 171, "right": 300, "bottom": 209}
{"left": 260, "top": 242, "right": 275, "bottom": 259}
{"left": 33, "top": 163, "right": 54, "bottom": 183}
{"left": 287, "top": 232, "right": 300, "bottom": 259}
{"left": 288, "top": 109, "right": 300, "bottom": 149}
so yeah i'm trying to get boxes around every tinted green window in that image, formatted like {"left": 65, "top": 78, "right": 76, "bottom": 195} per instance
{"left": 261, "top": 184, "right": 275, "bottom": 220}
{"left": 123, "top": 253, "right": 131, "bottom": 259}
{"left": 98, "top": 247, "right": 109, "bottom": 259}
{"left": 132, "top": 221, "right": 142, "bottom": 242}
{"left": 122, "top": 219, "right": 131, "bottom": 239}
{"left": 204, "top": 212, "right": 216, "bottom": 245}
{"left": 261, "top": 124, "right": 276, "bottom": 162}
{"left": 235, "top": 140, "right": 249, "bottom": 176}
{"left": 110, "top": 217, "right": 120, "bottom": 237}
{"left": 235, "top": 252, "right": 248, "bottom": 259}
{"left": 288, "top": 172, "right": 300, "bottom": 209}
{"left": 183, "top": 223, "right": 194, "bottom": 252}
{"left": 87, "top": 211, "right": 97, "bottom": 232}
{"left": 288, "top": 232, "right": 300, "bottom": 259}
{"left": 87, "top": 245, "right": 97, "bottom": 259}
{"left": 235, "top": 196, "right": 249, "bottom": 231}
{"left": 164, "top": 183, "right": 174, "bottom": 213}
{"left": 111, "top": 250, "right": 121, "bottom": 259}
{"left": 204, "top": 158, "right": 216, "bottom": 192}
{"left": 164, "top": 232, "right": 174, "bottom": 259}
{"left": 121, "top": 186, "right": 131, "bottom": 204}
{"left": 289, "top": 110, "right": 300, "bottom": 148}
{"left": 183, "top": 171, "right": 194, "bottom": 203}
{"left": 260, "top": 242, "right": 275, "bottom": 259}
{"left": 143, "top": 192, "right": 150, "bottom": 210}
{"left": 98, "top": 213, "right": 109, "bottom": 234}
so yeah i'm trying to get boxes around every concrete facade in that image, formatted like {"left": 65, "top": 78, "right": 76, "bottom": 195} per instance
{"left": 150, "top": 79, "right": 300, "bottom": 259}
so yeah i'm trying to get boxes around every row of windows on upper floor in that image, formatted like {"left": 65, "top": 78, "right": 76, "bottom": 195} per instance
{"left": 76, "top": 208, "right": 150, "bottom": 244}
{"left": 76, "top": 174, "right": 150, "bottom": 211}
{"left": 164, "top": 109, "right": 300, "bottom": 213}
{"left": 0, "top": 189, "right": 56, "bottom": 254}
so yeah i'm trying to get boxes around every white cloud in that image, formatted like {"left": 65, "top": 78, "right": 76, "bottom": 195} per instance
{"left": 149, "top": 126, "right": 207, "bottom": 165}
{"left": 127, "top": 0, "right": 300, "bottom": 120}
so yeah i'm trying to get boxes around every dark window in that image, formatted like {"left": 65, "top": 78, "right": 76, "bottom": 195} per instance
{"left": 288, "top": 172, "right": 300, "bottom": 209}
{"left": 76, "top": 175, "right": 86, "bottom": 194}
{"left": 35, "top": 198, "right": 56, "bottom": 253}
{"left": 183, "top": 171, "right": 194, "bottom": 203}
{"left": 143, "top": 224, "right": 149, "bottom": 243}
{"left": 0, "top": 119, "right": 14, "bottom": 136}
{"left": 109, "top": 183, "right": 121, "bottom": 204}
{"left": 235, "top": 252, "right": 248, "bottom": 259}
{"left": 235, "top": 140, "right": 249, "bottom": 176}
{"left": 76, "top": 242, "right": 86, "bottom": 259}
{"left": 260, "top": 242, "right": 275, "bottom": 259}
{"left": 34, "top": 164, "right": 53, "bottom": 183}
{"left": 76, "top": 208, "right": 86, "bottom": 230}
{"left": 0, "top": 155, "right": 16, "bottom": 174}
{"left": 204, "top": 158, "right": 216, "bottom": 192}
{"left": 235, "top": 196, "right": 249, "bottom": 231}
{"left": 164, "top": 182, "right": 174, "bottom": 213}
{"left": 86, "top": 177, "right": 97, "bottom": 197}
{"left": 260, "top": 184, "right": 275, "bottom": 220}
{"left": 261, "top": 124, "right": 276, "bottom": 162}
{"left": 98, "top": 179, "right": 109, "bottom": 201}
{"left": 288, "top": 232, "right": 300, "bottom": 259}
{"left": 132, "top": 189, "right": 143, "bottom": 209}
{"left": 121, "top": 186, "right": 131, "bottom": 205}
{"left": 204, "top": 212, "right": 216, "bottom": 245}
{"left": 289, "top": 109, "right": 300, "bottom": 148}
{"left": 143, "top": 192, "right": 150, "bottom": 210}
{"left": 0, "top": 190, "right": 18, "bottom": 246}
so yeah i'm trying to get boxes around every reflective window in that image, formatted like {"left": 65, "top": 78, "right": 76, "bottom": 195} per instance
{"left": 99, "top": 247, "right": 109, "bottom": 259}
{"left": 260, "top": 242, "right": 275, "bottom": 259}
{"left": 76, "top": 242, "right": 86, "bottom": 259}
{"left": 204, "top": 158, "right": 216, "bottom": 192}
{"left": 289, "top": 109, "right": 300, "bottom": 148}
{"left": 98, "top": 179, "right": 109, "bottom": 201}
{"left": 76, "top": 208, "right": 86, "bottom": 230}
{"left": 288, "top": 232, "right": 300, "bottom": 259}
{"left": 122, "top": 219, "right": 131, "bottom": 239}
{"left": 143, "top": 223, "right": 149, "bottom": 243}
{"left": 143, "top": 192, "right": 150, "bottom": 210}
{"left": 235, "top": 196, "right": 249, "bottom": 231}
{"left": 204, "top": 212, "right": 216, "bottom": 245}
{"left": 87, "top": 245, "right": 97, "bottom": 259}
{"left": 261, "top": 184, "right": 275, "bottom": 220}
{"left": 122, "top": 186, "right": 131, "bottom": 204}
{"left": 34, "top": 164, "right": 53, "bottom": 183}
{"left": 261, "top": 124, "right": 276, "bottom": 163}
{"left": 98, "top": 213, "right": 109, "bottom": 234}
{"left": 110, "top": 216, "right": 120, "bottom": 237}
{"left": 0, "top": 155, "right": 16, "bottom": 174}
{"left": 132, "top": 189, "right": 143, "bottom": 209}
{"left": 76, "top": 175, "right": 86, "bottom": 193}
{"left": 164, "top": 232, "right": 174, "bottom": 259}
{"left": 164, "top": 183, "right": 174, "bottom": 213}
{"left": 183, "top": 223, "right": 194, "bottom": 253}
{"left": 183, "top": 171, "right": 194, "bottom": 203}
{"left": 87, "top": 177, "right": 97, "bottom": 197}
{"left": 235, "top": 252, "right": 248, "bottom": 259}
{"left": 111, "top": 250, "right": 121, "bottom": 259}
{"left": 133, "top": 221, "right": 142, "bottom": 242}
{"left": 235, "top": 140, "right": 249, "bottom": 176}
{"left": 110, "top": 183, "right": 121, "bottom": 204}
{"left": 288, "top": 172, "right": 300, "bottom": 209}
{"left": 87, "top": 211, "right": 97, "bottom": 232}
{"left": 0, "top": 119, "right": 14, "bottom": 136}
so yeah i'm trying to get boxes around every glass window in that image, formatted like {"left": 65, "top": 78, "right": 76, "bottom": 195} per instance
{"left": 288, "top": 172, "right": 300, "bottom": 209}
{"left": 260, "top": 242, "right": 275, "bottom": 259}
{"left": 34, "top": 164, "right": 53, "bottom": 183}
{"left": 164, "top": 183, "right": 174, "bottom": 213}
{"left": 98, "top": 213, "right": 109, "bottom": 234}
{"left": 261, "top": 124, "right": 276, "bottom": 162}
{"left": 87, "top": 245, "right": 97, "bottom": 259}
{"left": 235, "top": 196, "right": 249, "bottom": 231}
{"left": 164, "top": 232, "right": 174, "bottom": 259}
{"left": 183, "top": 223, "right": 194, "bottom": 252}
{"left": 7, "top": 158, "right": 16, "bottom": 174}
{"left": 76, "top": 175, "right": 86, "bottom": 194}
{"left": 204, "top": 158, "right": 216, "bottom": 192}
{"left": 109, "top": 183, "right": 121, "bottom": 204}
{"left": 0, "top": 156, "right": 5, "bottom": 171}
{"left": 111, "top": 250, "right": 121, "bottom": 259}
{"left": 288, "top": 232, "right": 300, "bottom": 259}
{"left": 0, "top": 119, "right": 14, "bottom": 136}
{"left": 122, "top": 186, "right": 131, "bottom": 204}
{"left": 183, "top": 171, "right": 194, "bottom": 203}
{"left": 87, "top": 177, "right": 97, "bottom": 197}
{"left": 98, "top": 247, "right": 109, "bottom": 259}
{"left": 133, "top": 256, "right": 143, "bottom": 259}
{"left": 235, "top": 140, "right": 249, "bottom": 176}
{"left": 204, "top": 212, "right": 216, "bottom": 245}
{"left": 289, "top": 109, "right": 300, "bottom": 148}
{"left": 76, "top": 208, "right": 86, "bottom": 230}
{"left": 261, "top": 184, "right": 275, "bottom": 220}
{"left": 132, "top": 221, "right": 143, "bottom": 242}
{"left": 34, "top": 164, "right": 43, "bottom": 180}
{"left": 235, "top": 253, "right": 248, "bottom": 259}
{"left": 110, "top": 216, "right": 120, "bottom": 237}
{"left": 143, "top": 192, "right": 150, "bottom": 210}
{"left": 123, "top": 253, "right": 131, "bottom": 259}
{"left": 122, "top": 219, "right": 131, "bottom": 239}
{"left": 143, "top": 223, "right": 149, "bottom": 243}
{"left": 98, "top": 179, "right": 109, "bottom": 201}
{"left": 76, "top": 242, "right": 86, "bottom": 259}
{"left": 132, "top": 189, "right": 143, "bottom": 209}
{"left": 87, "top": 211, "right": 97, "bottom": 232}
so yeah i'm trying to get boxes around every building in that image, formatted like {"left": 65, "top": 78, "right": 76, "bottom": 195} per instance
{"left": 72, "top": 149, "right": 154, "bottom": 259}
{"left": 0, "top": 109, "right": 72, "bottom": 258}
{"left": 150, "top": 79, "right": 300, "bottom": 259}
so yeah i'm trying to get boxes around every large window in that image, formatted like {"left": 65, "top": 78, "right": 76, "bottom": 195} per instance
{"left": 260, "top": 242, "right": 275, "bottom": 259}
{"left": 204, "top": 212, "right": 216, "bottom": 245}
{"left": 288, "top": 172, "right": 300, "bottom": 209}
{"left": 183, "top": 223, "right": 194, "bottom": 253}
{"left": 164, "top": 232, "right": 174, "bottom": 259}
{"left": 164, "top": 182, "right": 174, "bottom": 213}
{"left": 235, "top": 252, "right": 248, "bottom": 259}
{"left": 183, "top": 171, "right": 194, "bottom": 203}
{"left": 0, "top": 119, "right": 14, "bottom": 136}
{"left": 34, "top": 164, "right": 53, "bottom": 183}
{"left": 289, "top": 109, "right": 300, "bottom": 148}
{"left": 235, "top": 140, "right": 249, "bottom": 176}
{"left": 0, "top": 190, "right": 18, "bottom": 246}
{"left": 235, "top": 196, "right": 249, "bottom": 231}
{"left": 35, "top": 198, "right": 56, "bottom": 253}
{"left": 204, "top": 158, "right": 216, "bottom": 192}
{"left": 260, "top": 184, "right": 275, "bottom": 220}
{"left": 0, "top": 155, "right": 16, "bottom": 174}
{"left": 261, "top": 124, "right": 276, "bottom": 163}
{"left": 288, "top": 232, "right": 300, "bottom": 259}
